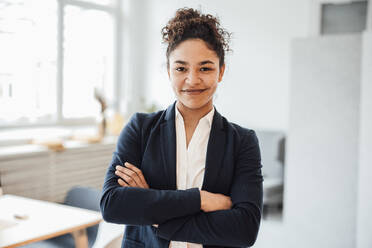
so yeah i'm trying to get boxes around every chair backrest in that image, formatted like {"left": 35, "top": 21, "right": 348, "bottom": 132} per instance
{"left": 255, "top": 131, "right": 286, "bottom": 179}
{"left": 64, "top": 186, "right": 101, "bottom": 247}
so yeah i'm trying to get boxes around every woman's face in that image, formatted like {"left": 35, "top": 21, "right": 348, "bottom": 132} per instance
{"left": 168, "top": 39, "right": 225, "bottom": 112}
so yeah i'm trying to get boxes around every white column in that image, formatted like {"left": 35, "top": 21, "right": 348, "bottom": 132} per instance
{"left": 285, "top": 34, "right": 362, "bottom": 248}
{"left": 356, "top": 31, "right": 372, "bottom": 248}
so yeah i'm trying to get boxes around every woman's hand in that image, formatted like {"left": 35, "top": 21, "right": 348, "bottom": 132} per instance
{"left": 200, "top": 190, "right": 232, "bottom": 212}
{"left": 115, "top": 162, "right": 149, "bottom": 189}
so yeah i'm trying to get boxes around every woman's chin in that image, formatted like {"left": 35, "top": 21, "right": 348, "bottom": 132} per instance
{"left": 178, "top": 99, "right": 212, "bottom": 111}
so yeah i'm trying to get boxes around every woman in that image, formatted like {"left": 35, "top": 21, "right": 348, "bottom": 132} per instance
{"left": 100, "top": 7, "right": 263, "bottom": 248}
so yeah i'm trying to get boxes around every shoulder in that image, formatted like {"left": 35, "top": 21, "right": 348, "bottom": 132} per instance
{"left": 221, "top": 117, "right": 261, "bottom": 161}
{"left": 217, "top": 113, "right": 260, "bottom": 159}
{"left": 220, "top": 114, "right": 258, "bottom": 144}
{"left": 127, "top": 102, "right": 176, "bottom": 132}
{"left": 129, "top": 110, "right": 164, "bottom": 126}
{"left": 116, "top": 109, "right": 166, "bottom": 148}
{"left": 126, "top": 109, "right": 166, "bottom": 134}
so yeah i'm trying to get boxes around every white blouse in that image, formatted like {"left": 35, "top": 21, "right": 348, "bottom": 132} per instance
{"left": 169, "top": 106, "right": 214, "bottom": 248}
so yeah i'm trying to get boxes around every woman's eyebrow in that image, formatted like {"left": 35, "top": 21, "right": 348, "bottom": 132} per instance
{"left": 199, "top": 60, "right": 214, "bottom": 65}
{"left": 174, "top": 60, "right": 188, "bottom": 65}
{"left": 173, "top": 60, "right": 215, "bottom": 65}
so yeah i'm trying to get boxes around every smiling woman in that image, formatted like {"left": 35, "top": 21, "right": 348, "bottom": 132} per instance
{"left": 167, "top": 39, "right": 225, "bottom": 147}
{"left": 168, "top": 39, "right": 224, "bottom": 119}
{"left": 100, "top": 7, "right": 263, "bottom": 248}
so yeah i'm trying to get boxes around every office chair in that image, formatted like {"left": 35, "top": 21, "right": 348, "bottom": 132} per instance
{"left": 21, "top": 186, "right": 101, "bottom": 248}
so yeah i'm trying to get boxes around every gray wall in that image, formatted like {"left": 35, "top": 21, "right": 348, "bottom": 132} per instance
{"left": 285, "top": 34, "right": 362, "bottom": 248}
{"left": 356, "top": 31, "right": 372, "bottom": 248}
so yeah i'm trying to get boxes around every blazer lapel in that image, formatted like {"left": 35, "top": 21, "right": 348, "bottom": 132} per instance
{"left": 160, "top": 102, "right": 177, "bottom": 190}
{"left": 202, "top": 109, "right": 226, "bottom": 191}
{"left": 159, "top": 103, "right": 226, "bottom": 191}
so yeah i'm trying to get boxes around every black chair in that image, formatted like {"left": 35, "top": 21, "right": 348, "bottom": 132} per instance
{"left": 21, "top": 186, "right": 101, "bottom": 248}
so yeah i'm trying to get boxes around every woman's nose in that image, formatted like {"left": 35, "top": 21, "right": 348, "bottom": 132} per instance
{"left": 185, "top": 70, "right": 201, "bottom": 85}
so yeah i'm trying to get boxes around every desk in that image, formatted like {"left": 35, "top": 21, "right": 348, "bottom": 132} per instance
{"left": 0, "top": 194, "right": 102, "bottom": 248}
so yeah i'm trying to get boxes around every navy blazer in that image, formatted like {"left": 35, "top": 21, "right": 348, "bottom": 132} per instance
{"left": 100, "top": 102, "right": 263, "bottom": 248}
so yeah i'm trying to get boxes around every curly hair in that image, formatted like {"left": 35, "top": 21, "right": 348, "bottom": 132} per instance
{"left": 161, "top": 7, "right": 231, "bottom": 68}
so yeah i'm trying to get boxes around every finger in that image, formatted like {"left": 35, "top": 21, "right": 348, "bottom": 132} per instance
{"left": 122, "top": 167, "right": 145, "bottom": 188}
{"left": 117, "top": 178, "right": 129, "bottom": 187}
{"left": 124, "top": 162, "right": 139, "bottom": 171}
{"left": 116, "top": 164, "right": 140, "bottom": 181}
{"left": 115, "top": 165, "right": 126, "bottom": 173}
{"left": 125, "top": 162, "right": 149, "bottom": 188}
{"left": 116, "top": 165, "right": 140, "bottom": 185}
{"left": 115, "top": 170, "right": 138, "bottom": 187}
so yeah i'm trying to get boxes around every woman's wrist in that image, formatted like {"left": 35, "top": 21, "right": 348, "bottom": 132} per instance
{"left": 200, "top": 190, "right": 206, "bottom": 211}
{"left": 199, "top": 190, "right": 232, "bottom": 212}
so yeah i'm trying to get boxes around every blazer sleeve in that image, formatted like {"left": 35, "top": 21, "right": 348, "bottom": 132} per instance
{"left": 155, "top": 130, "right": 263, "bottom": 247}
{"left": 100, "top": 113, "right": 201, "bottom": 225}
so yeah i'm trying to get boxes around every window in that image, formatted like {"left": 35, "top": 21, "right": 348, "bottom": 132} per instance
{"left": 321, "top": 1, "right": 368, "bottom": 34}
{"left": 63, "top": 5, "right": 114, "bottom": 118}
{"left": 0, "top": 0, "right": 58, "bottom": 124}
{"left": 309, "top": 0, "right": 369, "bottom": 35}
{"left": 0, "top": 0, "right": 120, "bottom": 126}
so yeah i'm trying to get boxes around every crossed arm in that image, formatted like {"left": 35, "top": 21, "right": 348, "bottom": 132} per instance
{"left": 100, "top": 154, "right": 232, "bottom": 226}
{"left": 114, "top": 158, "right": 262, "bottom": 247}
{"left": 115, "top": 162, "right": 232, "bottom": 213}
{"left": 100, "top": 114, "right": 263, "bottom": 247}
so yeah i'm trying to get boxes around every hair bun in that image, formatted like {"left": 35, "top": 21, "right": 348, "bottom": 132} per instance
{"left": 162, "top": 7, "right": 231, "bottom": 67}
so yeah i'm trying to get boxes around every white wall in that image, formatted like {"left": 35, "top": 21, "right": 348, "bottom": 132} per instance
{"left": 131, "top": 0, "right": 310, "bottom": 131}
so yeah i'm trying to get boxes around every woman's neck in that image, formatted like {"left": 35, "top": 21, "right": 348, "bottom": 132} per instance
{"left": 176, "top": 100, "right": 214, "bottom": 124}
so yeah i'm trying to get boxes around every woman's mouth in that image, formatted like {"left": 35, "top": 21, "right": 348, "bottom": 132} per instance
{"left": 181, "top": 89, "right": 207, "bottom": 95}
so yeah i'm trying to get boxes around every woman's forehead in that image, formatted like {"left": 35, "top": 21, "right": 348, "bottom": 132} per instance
{"left": 169, "top": 39, "right": 219, "bottom": 64}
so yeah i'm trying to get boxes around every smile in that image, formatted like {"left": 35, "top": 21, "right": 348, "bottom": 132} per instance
{"left": 181, "top": 89, "right": 207, "bottom": 95}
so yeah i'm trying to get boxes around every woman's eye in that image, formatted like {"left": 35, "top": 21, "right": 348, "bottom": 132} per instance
{"left": 175, "top": 67, "right": 186, "bottom": 72}
{"left": 200, "top": 67, "right": 212, "bottom": 72}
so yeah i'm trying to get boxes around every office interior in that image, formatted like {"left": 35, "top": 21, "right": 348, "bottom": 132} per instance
{"left": 0, "top": 0, "right": 371, "bottom": 247}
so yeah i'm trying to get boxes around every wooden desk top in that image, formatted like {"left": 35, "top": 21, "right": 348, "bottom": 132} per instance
{"left": 0, "top": 194, "right": 102, "bottom": 248}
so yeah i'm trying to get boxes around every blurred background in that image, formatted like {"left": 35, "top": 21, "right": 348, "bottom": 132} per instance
{"left": 0, "top": 0, "right": 371, "bottom": 247}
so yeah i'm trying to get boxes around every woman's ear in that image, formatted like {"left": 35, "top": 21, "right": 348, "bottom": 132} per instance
{"left": 218, "top": 64, "right": 226, "bottom": 82}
